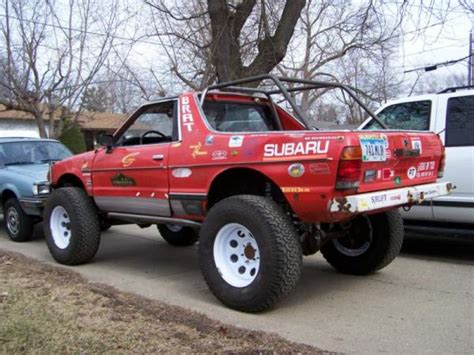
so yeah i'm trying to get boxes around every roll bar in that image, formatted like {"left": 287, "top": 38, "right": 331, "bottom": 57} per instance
{"left": 199, "top": 74, "right": 387, "bottom": 130}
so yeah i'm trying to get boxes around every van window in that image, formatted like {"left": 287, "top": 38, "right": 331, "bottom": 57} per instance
{"left": 446, "top": 96, "right": 474, "bottom": 147}
{"left": 366, "top": 101, "right": 431, "bottom": 130}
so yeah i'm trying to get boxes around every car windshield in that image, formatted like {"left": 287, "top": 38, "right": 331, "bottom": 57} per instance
{"left": 0, "top": 141, "right": 72, "bottom": 166}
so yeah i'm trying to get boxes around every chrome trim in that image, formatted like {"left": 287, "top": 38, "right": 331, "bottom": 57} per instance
{"left": 107, "top": 212, "right": 201, "bottom": 229}
{"left": 94, "top": 196, "right": 171, "bottom": 216}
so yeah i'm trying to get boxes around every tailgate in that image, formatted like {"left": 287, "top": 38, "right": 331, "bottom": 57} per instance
{"left": 355, "top": 131, "right": 443, "bottom": 193}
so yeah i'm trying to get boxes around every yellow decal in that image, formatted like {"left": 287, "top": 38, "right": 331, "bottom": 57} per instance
{"left": 189, "top": 142, "right": 207, "bottom": 158}
{"left": 81, "top": 161, "right": 89, "bottom": 170}
{"left": 122, "top": 152, "right": 140, "bottom": 167}
{"left": 281, "top": 187, "right": 310, "bottom": 193}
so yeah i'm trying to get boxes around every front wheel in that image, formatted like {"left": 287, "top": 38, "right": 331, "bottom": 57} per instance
{"left": 199, "top": 195, "right": 302, "bottom": 312}
{"left": 2, "top": 198, "right": 34, "bottom": 242}
{"left": 44, "top": 187, "right": 101, "bottom": 265}
{"left": 321, "top": 211, "right": 404, "bottom": 275}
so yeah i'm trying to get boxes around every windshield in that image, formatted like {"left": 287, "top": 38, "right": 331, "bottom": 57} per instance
{"left": 0, "top": 141, "right": 72, "bottom": 166}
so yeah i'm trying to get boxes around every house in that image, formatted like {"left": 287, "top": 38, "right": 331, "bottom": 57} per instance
{"left": 0, "top": 105, "right": 126, "bottom": 150}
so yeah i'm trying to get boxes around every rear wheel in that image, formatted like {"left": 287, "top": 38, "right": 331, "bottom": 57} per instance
{"left": 2, "top": 198, "right": 34, "bottom": 242}
{"left": 44, "top": 187, "right": 101, "bottom": 265}
{"left": 321, "top": 211, "right": 404, "bottom": 275}
{"left": 157, "top": 224, "right": 199, "bottom": 246}
{"left": 199, "top": 195, "right": 302, "bottom": 312}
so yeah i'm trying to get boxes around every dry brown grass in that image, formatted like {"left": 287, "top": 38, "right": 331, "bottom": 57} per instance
{"left": 0, "top": 250, "right": 325, "bottom": 354}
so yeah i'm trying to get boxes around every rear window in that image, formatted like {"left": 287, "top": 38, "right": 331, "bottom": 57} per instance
{"left": 202, "top": 101, "right": 276, "bottom": 132}
{"left": 366, "top": 100, "right": 431, "bottom": 130}
{"left": 445, "top": 95, "right": 474, "bottom": 147}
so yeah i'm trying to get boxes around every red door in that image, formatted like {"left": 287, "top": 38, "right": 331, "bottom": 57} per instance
{"left": 91, "top": 100, "right": 176, "bottom": 217}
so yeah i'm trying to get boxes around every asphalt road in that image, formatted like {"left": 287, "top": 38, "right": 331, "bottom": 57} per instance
{"left": 1, "top": 221, "right": 473, "bottom": 354}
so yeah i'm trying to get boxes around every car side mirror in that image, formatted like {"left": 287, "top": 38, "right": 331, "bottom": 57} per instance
{"left": 98, "top": 134, "right": 114, "bottom": 152}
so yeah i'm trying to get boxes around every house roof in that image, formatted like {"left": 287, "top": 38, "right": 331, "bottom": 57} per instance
{"left": 0, "top": 104, "right": 127, "bottom": 130}
{"left": 0, "top": 104, "right": 58, "bottom": 121}
{"left": 80, "top": 111, "right": 127, "bottom": 131}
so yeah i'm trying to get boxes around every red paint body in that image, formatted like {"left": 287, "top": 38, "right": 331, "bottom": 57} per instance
{"left": 50, "top": 92, "right": 445, "bottom": 223}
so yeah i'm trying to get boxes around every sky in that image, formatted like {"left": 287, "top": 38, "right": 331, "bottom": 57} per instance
{"left": 393, "top": 4, "right": 471, "bottom": 88}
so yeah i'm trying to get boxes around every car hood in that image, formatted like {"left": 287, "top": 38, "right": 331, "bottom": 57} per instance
{"left": 5, "top": 163, "right": 50, "bottom": 181}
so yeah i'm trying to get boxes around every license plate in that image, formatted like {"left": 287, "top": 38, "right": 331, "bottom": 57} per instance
{"left": 360, "top": 137, "right": 387, "bottom": 162}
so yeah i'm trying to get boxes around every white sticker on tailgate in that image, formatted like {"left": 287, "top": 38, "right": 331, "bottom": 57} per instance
{"left": 360, "top": 135, "right": 388, "bottom": 162}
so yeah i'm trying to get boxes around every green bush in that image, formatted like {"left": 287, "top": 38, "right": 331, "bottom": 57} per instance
{"left": 59, "top": 125, "right": 86, "bottom": 154}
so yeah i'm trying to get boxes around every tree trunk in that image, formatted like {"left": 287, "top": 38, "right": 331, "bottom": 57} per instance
{"left": 207, "top": 0, "right": 305, "bottom": 85}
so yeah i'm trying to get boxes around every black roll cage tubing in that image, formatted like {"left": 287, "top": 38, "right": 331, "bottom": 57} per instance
{"left": 199, "top": 74, "right": 387, "bottom": 130}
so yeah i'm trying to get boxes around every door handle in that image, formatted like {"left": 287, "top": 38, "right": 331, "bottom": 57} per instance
{"left": 152, "top": 154, "right": 164, "bottom": 161}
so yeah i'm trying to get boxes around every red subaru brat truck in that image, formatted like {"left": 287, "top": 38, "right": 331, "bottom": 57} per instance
{"left": 43, "top": 75, "right": 452, "bottom": 312}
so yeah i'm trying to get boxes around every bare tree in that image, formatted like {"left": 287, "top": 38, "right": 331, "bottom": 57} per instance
{"left": 145, "top": 0, "right": 306, "bottom": 88}
{"left": 0, "top": 0, "right": 122, "bottom": 137}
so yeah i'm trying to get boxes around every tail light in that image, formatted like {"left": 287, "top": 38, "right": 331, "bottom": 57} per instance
{"left": 336, "top": 146, "right": 362, "bottom": 190}
{"left": 438, "top": 146, "right": 446, "bottom": 178}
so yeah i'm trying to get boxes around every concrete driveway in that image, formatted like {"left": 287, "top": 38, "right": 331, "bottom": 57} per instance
{"left": 1, "top": 222, "right": 473, "bottom": 353}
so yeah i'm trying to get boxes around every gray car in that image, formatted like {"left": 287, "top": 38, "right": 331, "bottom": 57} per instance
{"left": 0, "top": 137, "right": 72, "bottom": 241}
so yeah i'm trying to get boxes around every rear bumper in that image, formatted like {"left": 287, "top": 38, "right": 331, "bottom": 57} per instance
{"left": 329, "top": 182, "right": 453, "bottom": 214}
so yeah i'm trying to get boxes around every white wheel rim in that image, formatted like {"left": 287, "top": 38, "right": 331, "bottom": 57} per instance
{"left": 50, "top": 206, "right": 71, "bottom": 249}
{"left": 6, "top": 207, "right": 20, "bottom": 235}
{"left": 213, "top": 223, "right": 260, "bottom": 288}
{"left": 166, "top": 223, "right": 183, "bottom": 232}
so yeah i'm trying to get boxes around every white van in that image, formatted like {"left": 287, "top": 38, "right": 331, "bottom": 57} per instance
{"left": 359, "top": 86, "right": 474, "bottom": 233}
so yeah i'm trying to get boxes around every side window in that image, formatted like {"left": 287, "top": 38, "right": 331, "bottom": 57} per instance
{"left": 446, "top": 95, "right": 474, "bottom": 147}
{"left": 203, "top": 101, "right": 276, "bottom": 132}
{"left": 366, "top": 101, "right": 431, "bottom": 130}
{"left": 117, "top": 101, "right": 176, "bottom": 146}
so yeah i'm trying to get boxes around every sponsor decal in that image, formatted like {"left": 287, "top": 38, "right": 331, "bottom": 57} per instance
{"left": 189, "top": 142, "right": 207, "bottom": 158}
{"left": 181, "top": 96, "right": 194, "bottom": 132}
{"left": 358, "top": 199, "right": 369, "bottom": 210}
{"left": 416, "top": 160, "right": 435, "bottom": 178}
{"left": 172, "top": 168, "right": 192, "bottom": 178}
{"left": 394, "top": 176, "right": 401, "bottom": 185}
{"left": 364, "top": 170, "right": 377, "bottom": 182}
{"left": 309, "top": 162, "right": 330, "bottom": 174}
{"left": 304, "top": 135, "right": 344, "bottom": 141}
{"left": 81, "top": 161, "right": 89, "bottom": 171}
{"left": 211, "top": 150, "right": 228, "bottom": 160}
{"left": 390, "top": 194, "right": 402, "bottom": 201}
{"left": 281, "top": 187, "right": 310, "bottom": 193}
{"left": 288, "top": 163, "right": 305, "bottom": 178}
{"left": 381, "top": 168, "right": 394, "bottom": 181}
{"left": 263, "top": 141, "right": 329, "bottom": 160}
{"left": 371, "top": 194, "right": 387, "bottom": 204}
{"left": 122, "top": 152, "right": 139, "bottom": 167}
{"left": 229, "top": 135, "right": 244, "bottom": 147}
{"left": 111, "top": 173, "right": 136, "bottom": 186}
{"left": 407, "top": 166, "right": 417, "bottom": 180}
{"left": 411, "top": 138, "right": 422, "bottom": 154}
{"left": 205, "top": 135, "right": 214, "bottom": 145}
{"left": 231, "top": 150, "right": 239, "bottom": 157}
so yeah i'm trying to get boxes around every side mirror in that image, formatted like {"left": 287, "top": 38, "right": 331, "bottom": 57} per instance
{"left": 97, "top": 134, "right": 114, "bottom": 152}
{"left": 98, "top": 134, "right": 114, "bottom": 146}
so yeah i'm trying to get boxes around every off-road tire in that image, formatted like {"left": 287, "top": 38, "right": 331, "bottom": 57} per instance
{"left": 44, "top": 187, "right": 101, "bottom": 265}
{"left": 2, "top": 198, "right": 34, "bottom": 242}
{"left": 157, "top": 224, "right": 198, "bottom": 246}
{"left": 199, "top": 195, "right": 303, "bottom": 312}
{"left": 321, "top": 210, "right": 404, "bottom": 275}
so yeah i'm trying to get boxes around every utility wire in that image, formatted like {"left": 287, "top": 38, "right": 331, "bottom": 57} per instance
{"left": 403, "top": 54, "right": 471, "bottom": 73}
